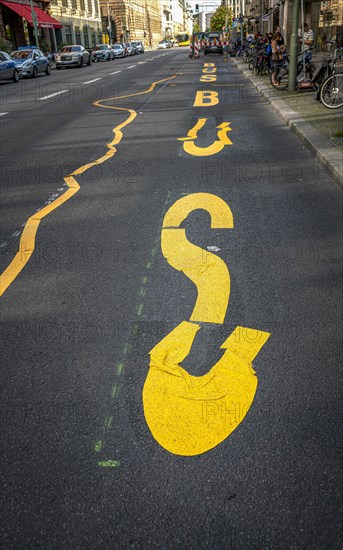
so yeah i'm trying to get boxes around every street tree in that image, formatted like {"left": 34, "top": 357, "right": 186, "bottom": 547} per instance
{"left": 210, "top": 5, "right": 232, "bottom": 32}
{"left": 193, "top": 22, "right": 201, "bottom": 34}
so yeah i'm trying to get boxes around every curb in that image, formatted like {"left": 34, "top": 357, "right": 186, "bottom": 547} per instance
{"left": 232, "top": 59, "right": 343, "bottom": 187}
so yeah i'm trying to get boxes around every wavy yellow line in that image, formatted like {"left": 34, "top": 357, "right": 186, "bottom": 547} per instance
{"left": 0, "top": 75, "right": 177, "bottom": 297}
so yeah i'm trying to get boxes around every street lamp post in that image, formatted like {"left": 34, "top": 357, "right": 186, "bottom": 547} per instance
{"left": 107, "top": 1, "right": 111, "bottom": 43}
{"left": 29, "top": 0, "right": 39, "bottom": 47}
{"left": 288, "top": 0, "right": 300, "bottom": 91}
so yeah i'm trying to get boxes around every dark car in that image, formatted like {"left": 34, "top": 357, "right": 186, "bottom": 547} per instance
{"left": 0, "top": 51, "right": 19, "bottom": 82}
{"left": 10, "top": 47, "right": 51, "bottom": 77}
{"left": 204, "top": 33, "right": 223, "bottom": 55}
{"left": 55, "top": 45, "right": 91, "bottom": 69}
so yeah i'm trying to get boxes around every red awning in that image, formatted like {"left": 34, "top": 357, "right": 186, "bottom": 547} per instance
{"left": 0, "top": 0, "right": 62, "bottom": 28}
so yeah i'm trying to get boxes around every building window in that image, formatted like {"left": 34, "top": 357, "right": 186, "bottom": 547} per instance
{"left": 62, "top": 0, "right": 68, "bottom": 7}
{"left": 80, "top": 0, "right": 85, "bottom": 10}
{"left": 65, "top": 25, "right": 72, "bottom": 44}
{"left": 71, "top": 0, "right": 77, "bottom": 9}
{"left": 75, "top": 26, "right": 81, "bottom": 44}
{"left": 83, "top": 27, "right": 89, "bottom": 47}
{"left": 88, "top": 0, "right": 92, "bottom": 13}
{"left": 94, "top": 2, "right": 99, "bottom": 16}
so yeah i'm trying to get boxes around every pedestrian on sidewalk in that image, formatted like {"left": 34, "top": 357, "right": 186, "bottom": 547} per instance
{"left": 266, "top": 32, "right": 274, "bottom": 69}
{"left": 274, "top": 26, "right": 285, "bottom": 47}
{"left": 271, "top": 31, "right": 286, "bottom": 85}
{"left": 299, "top": 23, "right": 315, "bottom": 61}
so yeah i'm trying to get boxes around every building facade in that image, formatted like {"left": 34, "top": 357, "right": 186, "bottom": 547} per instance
{"left": 0, "top": 0, "right": 63, "bottom": 49}
{"left": 318, "top": 0, "right": 343, "bottom": 47}
{"left": 49, "top": 0, "right": 102, "bottom": 48}
{"left": 161, "top": 0, "right": 172, "bottom": 38}
{"left": 101, "top": 0, "right": 161, "bottom": 46}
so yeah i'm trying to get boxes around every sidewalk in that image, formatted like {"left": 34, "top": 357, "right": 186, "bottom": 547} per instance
{"left": 231, "top": 54, "right": 343, "bottom": 186}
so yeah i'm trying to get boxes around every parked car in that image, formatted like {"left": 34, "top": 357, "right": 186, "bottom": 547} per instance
{"left": 0, "top": 51, "right": 19, "bottom": 82}
{"left": 92, "top": 44, "right": 114, "bottom": 62}
{"left": 158, "top": 40, "right": 171, "bottom": 49}
{"left": 131, "top": 41, "right": 144, "bottom": 54}
{"left": 204, "top": 32, "right": 223, "bottom": 55}
{"left": 125, "top": 43, "right": 138, "bottom": 56}
{"left": 55, "top": 45, "right": 92, "bottom": 69}
{"left": 10, "top": 47, "right": 51, "bottom": 78}
{"left": 111, "top": 44, "right": 126, "bottom": 58}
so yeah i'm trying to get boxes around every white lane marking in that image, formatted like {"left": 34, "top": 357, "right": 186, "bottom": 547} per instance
{"left": 38, "top": 90, "right": 68, "bottom": 101}
{"left": 138, "top": 61, "right": 146, "bottom": 64}
{"left": 110, "top": 70, "right": 122, "bottom": 75}
{"left": 0, "top": 112, "right": 9, "bottom": 117}
{"left": 83, "top": 78, "right": 102, "bottom": 84}
{"left": 127, "top": 65, "right": 136, "bottom": 69}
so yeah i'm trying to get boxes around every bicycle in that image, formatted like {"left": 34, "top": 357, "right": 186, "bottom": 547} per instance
{"left": 318, "top": 48, "right": 343, "bottom": 109}
{"left": 270, "top": 48, "right": 315, "bottom": 90}
{"left": 251, "top": 46, "right": 269, "bottom": 76}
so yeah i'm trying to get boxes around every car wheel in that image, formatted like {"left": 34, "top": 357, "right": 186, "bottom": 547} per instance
{"left": 78, "top": 57, "right": 83, "bottom": 67}
{"left": 87, "top": 56, "right": 92, "bottom": 66}
{"left": 45, "top": 63, "right": 51, "bottom": 75}
{"left": 56, "top": 66, "right": 61, "bottom": 70}
{"left": 32, "top": 66, "right": 38, "bottom": 78}
{"left": 12, "top": 69, "right": 19, "bottom": 82}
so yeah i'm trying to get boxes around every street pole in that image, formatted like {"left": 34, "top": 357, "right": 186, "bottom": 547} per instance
{"left": 240, "top": 0, "right": 243, "bottom": 42}
{"left": 29, "top": 0, "right": 39, "bottom": 47}
{"left": 288, "top": 0, "right": 300, "bottom": 91}
{"left": 259, "top": 0, "right": 263, "bottom": 35}
{"left": 107, "top": 1, "right": 111, "bottom": 44}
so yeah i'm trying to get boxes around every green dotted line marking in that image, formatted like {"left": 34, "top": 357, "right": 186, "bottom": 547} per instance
{"left": 95, "top": 191, "right": 182, "bottom": 468}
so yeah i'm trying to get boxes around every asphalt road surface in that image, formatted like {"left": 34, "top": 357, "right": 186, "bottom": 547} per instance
{"left": 0, "top": 49, "right": 342, "bottom": 549}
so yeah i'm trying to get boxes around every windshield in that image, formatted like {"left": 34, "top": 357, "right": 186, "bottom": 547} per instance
{"left": 11, "top": 51, "right": 32, "bottom": 60}
{"left": 60, "top": 46, "right": 81, "bottom": 53}
{"left": 97, "top": 45, "right": 108, "bottom": 50}
{"left": 113, "top": 45, "right": 122, "bottom": 49}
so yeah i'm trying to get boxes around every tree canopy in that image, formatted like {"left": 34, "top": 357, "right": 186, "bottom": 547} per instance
{"left": 210, "top": 6, "right": 232, "bottom": 32}
{"left": 193, "top": 22, "right": 201, "bottom": 34}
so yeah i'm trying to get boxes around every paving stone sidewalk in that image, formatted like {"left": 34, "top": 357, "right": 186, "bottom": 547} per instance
{"left": 231, "top": 54, "right": 343, "bottom": 185}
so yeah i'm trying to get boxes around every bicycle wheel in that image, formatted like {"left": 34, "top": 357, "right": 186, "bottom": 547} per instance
{"left": 319, "top": 73, "right": 343, "bottom": 109}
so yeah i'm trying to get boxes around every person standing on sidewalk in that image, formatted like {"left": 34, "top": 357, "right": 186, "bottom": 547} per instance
{"left": 271, "top": 31, "right": 285, "bottom": 86}
{"left": 271, "top": 31, "right": 286, "bottom": 85}
{"left": 299, "top": 23, "right": 315, "bottom": 61}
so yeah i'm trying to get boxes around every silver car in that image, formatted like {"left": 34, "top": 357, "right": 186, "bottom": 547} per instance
{"left": 131, "top": 41, "right": 144, "bottom": 54}
{"left": 10, "top": 48, "right": 51, "bottom": 78}
{"left": 92, "top": 44, "right": 114, "bottom": 62}
{"left": 111, "top": 44, "right": 126, "bottom": 58}
{"left": 55, "top": 45, "right": 91, "bottom": 69}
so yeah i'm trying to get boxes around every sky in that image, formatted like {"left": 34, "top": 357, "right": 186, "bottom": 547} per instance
{"left": 186, "top": 1, "right": 222, "bottom": 13}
